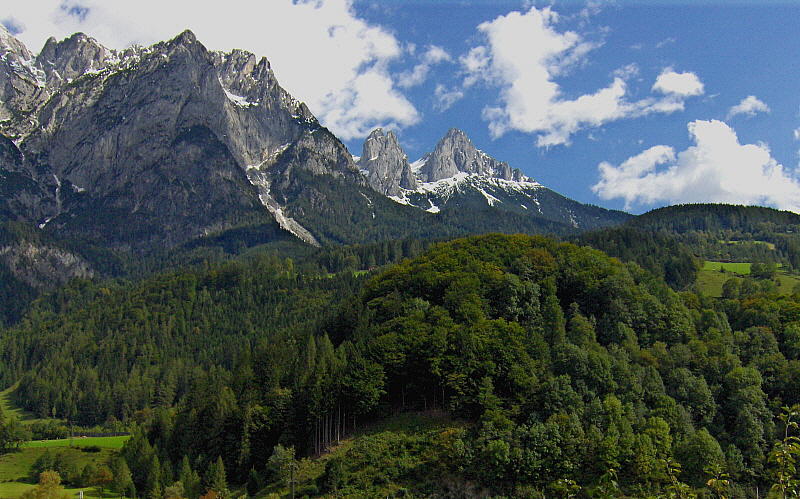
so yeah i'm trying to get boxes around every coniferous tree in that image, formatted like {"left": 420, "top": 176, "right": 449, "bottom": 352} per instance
{"left": 205, "top": 457, "right": 227, "bottom": 495}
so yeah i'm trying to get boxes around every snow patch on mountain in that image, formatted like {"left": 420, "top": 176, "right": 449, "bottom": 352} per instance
{"left": 477, "top": 186, "right": 501, "bottom": 206}
{"left": 219, "top": 77, "right": 259, "bottom": 107}
{"left": 245, "top": 169, "right": 320, "bottom": 246}
{"left": 385, "top": 171, "right": 544, "bottom": 212}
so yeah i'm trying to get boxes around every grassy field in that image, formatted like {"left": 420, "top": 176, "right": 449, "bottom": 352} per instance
{"left": 23, "top": 436, "right": 129, "bottom": 450}
{"left": 696, "top": 261, "right": 800, "bottom": 297}
{"left": 0, "top": 385, "right": 128, "bottom": 497}
{"left": 0, "top": 480, "right": 119, "bottom": 498}
{"left": 702, "top": 261, "right": 752, "bottom": 274}
{"left": 0, "top": 384, "right": 59, "bottom": 426}
{"left": 720, "top": 240, "right": 777, "bottom": 250}
{"left": 0, "top": 446, "right": 120, "bottom": 498}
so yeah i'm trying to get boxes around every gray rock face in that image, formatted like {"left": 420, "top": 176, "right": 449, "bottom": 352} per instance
{"left": 0, "top": 240, "right": 93, "bottom": 290}
{"left": 37, "top": 32, "right": 116, "bottom": 87}
{"left": 357, "top": 127, "right": 529, "bottom": 192}
{"left": 0, "top": 28, "right": 362, "bottom": 250}
{"left": 0, "top": 26, "right": 627, "bottom": 253}
{"left": 419, "top": 128, "right": 526, "bottom": 183}
{"left": 354, "top": 127, "right": 628, "bottom": 231}
{"left": 0, "top": 25, "right": 48, "bottom": 122}
{"left": 357, "top": 128, "right": 416, "bottom": 196}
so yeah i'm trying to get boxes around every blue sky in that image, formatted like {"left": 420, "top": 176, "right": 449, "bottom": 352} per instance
{"left": 3, "top": 0, "right": 799, "bottom": 213}
{"left": 351, "top": 1, "right": 800, "bottom": 212}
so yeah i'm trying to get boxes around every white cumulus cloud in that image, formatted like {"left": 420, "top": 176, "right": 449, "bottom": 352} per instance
{"left": 397, "top": 45, "right": 451, "bottom": 88}
{"left": 434, "top": 84, "right": 464, "bottom": 111}
{"left": 727, "top": 95, "right": 770, "bottom": 119}
{"left": 593, "top": 119, "right": 800, "bottom": 212}
{"left": 0, "top": 0, "right": 419, "bottom": 140}
{"left": 652, "top": 68, "right": 704, "bottom": 97}
{"left": 463, "top": 6, "right": 703, "bottom": 147}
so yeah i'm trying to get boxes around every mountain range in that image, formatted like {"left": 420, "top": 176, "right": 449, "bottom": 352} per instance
{"left": 0, "top": 27, "right": 627, "bottom": 260}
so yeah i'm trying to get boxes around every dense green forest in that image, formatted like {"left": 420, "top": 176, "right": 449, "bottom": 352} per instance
{"left": 628, "top": 204, "right": 800, "bottom": 268}
{"left": 3, "top": 203, "right": 793, "bottom": 329}
{"left": 2, "top": 232, "right": 800, "bottom": 497}
{"left": 4, "top": 204, "right": 800, "bottom": 497}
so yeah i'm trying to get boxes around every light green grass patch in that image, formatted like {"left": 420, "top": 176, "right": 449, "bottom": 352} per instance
{"left": 776, "top": 273, "right": 800, "bottom": 295}
{"left": 0, "top": 481, "right": 118, "bottom": 498}
{"left": 696, "top": 260, "right": 800, "bottom": 297}
{"left": 721, "top": 240, "right": 777, "bottom": 250}
{"left": 702, "top": 261, "right": 752, "bottom": 274}
{"left": 695, "top": 271, "right": 739, "bottom": 298}
{"left": 23, "top": 436, "right": 129, "bottom": 450}
{"left": 0, "top": 384, "right": 60, "bottom": 425}
{"left": 0, "top": 446, "right": 120, "bottom": 498}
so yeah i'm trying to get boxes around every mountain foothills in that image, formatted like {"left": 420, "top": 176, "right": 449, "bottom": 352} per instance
{"left": 0, "top": 26, "right": 631, "bottom": 330}
{"left": 2, "top": 27, "right": 800, "bottom": 499}
{"left": 2, "top": 233, "right": 800, "bottom": 498}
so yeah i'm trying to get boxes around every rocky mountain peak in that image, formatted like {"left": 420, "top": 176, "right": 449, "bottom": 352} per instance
{"left": 36, "top": 32, "right": 115, "bottom": 87}
{"left": 419, "top": 128, "right": 527, "bottom": 183}
{"left": 357, "top": 128, "right": 417, "bottom": 196}
{"left": 0, "top": 28, "right": 367, "bottom": 250}
{"left": 173, "top": 29, "right": 198, "bottom": 46}
{"left": 0, "top": 24, "right": 34, "bottom": 60}
{"left": 0, "top": 25, "right": 48, "bottom": 121}
{"left": 443, "top": 127, "right": 468, "bottom": 141}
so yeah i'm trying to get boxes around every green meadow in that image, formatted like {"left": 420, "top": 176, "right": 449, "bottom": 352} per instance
{"left": 701, "top": 261, "right": 752, "bottom": 274}
{"left": 0, "top": 446, "right": 120, "bottom": 498}
{"left": 697, "top": 260, "right": 800, "bottom": 297}
{"left": 1, "top": 384, "right": 128, "bottom": 497}
{"left": 22, "top": 436, "right": 129, "bottom": 450}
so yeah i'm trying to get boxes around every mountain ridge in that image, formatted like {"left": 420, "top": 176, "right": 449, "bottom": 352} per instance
{"left": 356, "top": 125, "right": 629, "bottom": 229}
{"left": 0, "top": 27, "right": 628, "bottom": 260}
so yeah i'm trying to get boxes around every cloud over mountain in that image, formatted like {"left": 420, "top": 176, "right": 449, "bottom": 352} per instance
{"left": 593, "top": 119, "right": 800, "bottom": 212}
{"left": 460, "top": 6, "right": 705, "bottom": 147}
{"left": 0, "top": 0, "right": 419, "bottom": 140}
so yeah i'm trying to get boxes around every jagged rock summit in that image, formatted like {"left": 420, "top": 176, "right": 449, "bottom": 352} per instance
{"left": 0, "top": 27, "right": 628, "bottom": 259}
{"left": 356, "top": 127, "right": 628, "bottom": 229}
{"left": 357, "top": 128, "right": 417, "bottom": 196}
{"left": 419, "top": 128, "right": 527, "bottom": 183}
{"left": 0, "top": 28, "right": 367, "bottom": 249}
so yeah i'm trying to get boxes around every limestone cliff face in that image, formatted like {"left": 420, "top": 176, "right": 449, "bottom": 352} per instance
{"left": 0, "top": 240, "right": 93, "bottom": 290}
{"left": 357, "top": 129, "right": 417, "bottom": 196}
{"left": 0, "top": 28, "right": 362, "bottom": 250}
{"left": 419, "top": 128, "right": 525, "bottom": 183}
{"left": 37, "top": 32, "right": 117, "bottom": 88}
{"left": 0, "top": 26, "right": 628, "bottom": 254}
{"left": 356, "top": 127, "right": 628, "bottom": 230}
{"left": 0, "top": 25, "right": 48, "bottom": 122}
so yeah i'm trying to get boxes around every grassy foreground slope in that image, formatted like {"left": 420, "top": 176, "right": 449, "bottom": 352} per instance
{"left": 0, "top": 445, "right": 119, "bottom": 498}
{"left": 251, "top": 411, "right": 465, "bottom": 498}
{"left": 0, "top": 384, "right": 47, "bottom": 425}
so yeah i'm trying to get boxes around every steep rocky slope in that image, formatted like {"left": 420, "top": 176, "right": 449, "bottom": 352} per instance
{"left": 357, "top": 127, "right": 629, "bottom": 229}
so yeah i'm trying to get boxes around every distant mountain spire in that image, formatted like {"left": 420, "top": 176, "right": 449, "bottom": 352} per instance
{"left": 357, "top": 128, "right": 417, "bottom": 196}
{"left": 419, "top": 128, "right": 527, "bottom": 183}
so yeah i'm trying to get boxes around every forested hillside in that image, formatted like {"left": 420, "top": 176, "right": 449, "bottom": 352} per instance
{"left": 628, "top": 204, "right": 800, "bottom": 268}
{"left": 2, "top": 233, "right": 799, "bottom": 497}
